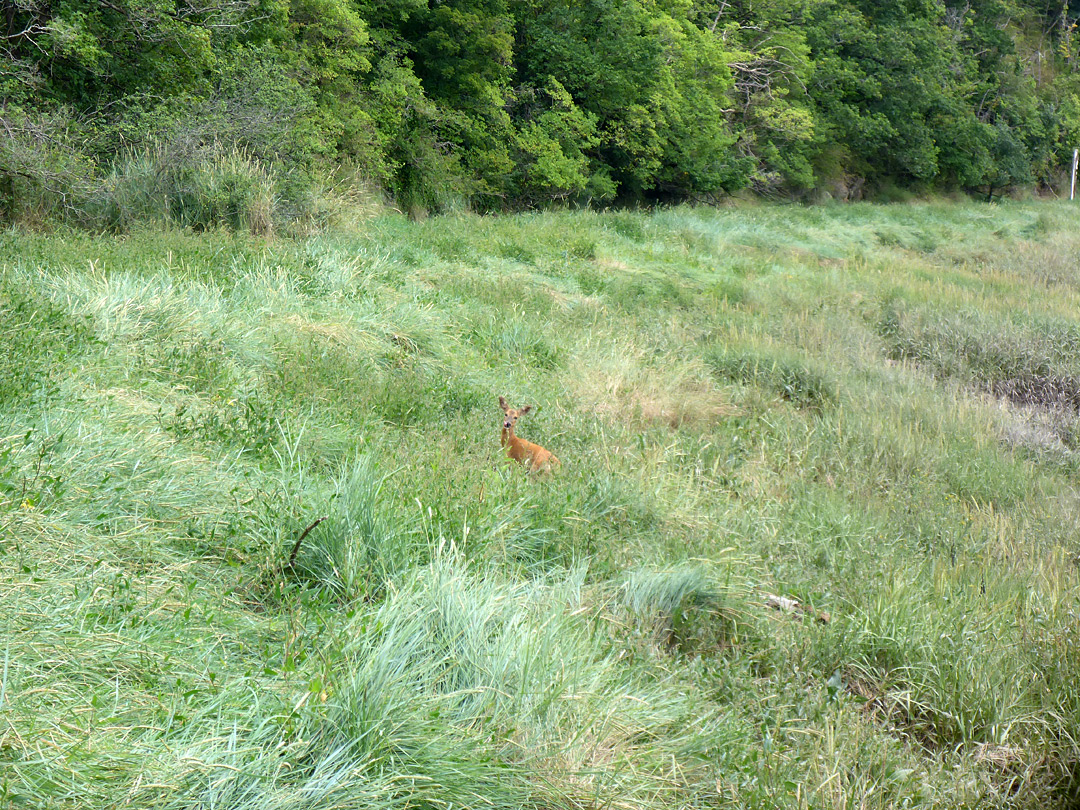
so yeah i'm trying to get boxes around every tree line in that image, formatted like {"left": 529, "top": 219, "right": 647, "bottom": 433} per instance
{"left": 4, "top": 0, "right": 1080, "bottom": 225}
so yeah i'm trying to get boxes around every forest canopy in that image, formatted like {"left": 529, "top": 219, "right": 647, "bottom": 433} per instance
{"left": 4, "top": 0, "right": 1080, "bottom": 225}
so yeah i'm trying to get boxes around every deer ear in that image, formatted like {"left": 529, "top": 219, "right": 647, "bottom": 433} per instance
{"left": 521, "top": 405, "right": 532, "bottom": 415}
{"left": 498, "top": 396, "right": 508, "bottom": 410}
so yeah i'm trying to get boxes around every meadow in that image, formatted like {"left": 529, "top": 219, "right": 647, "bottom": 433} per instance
{"left": 3, "top": 201, "right": 1080, "bottom": 809}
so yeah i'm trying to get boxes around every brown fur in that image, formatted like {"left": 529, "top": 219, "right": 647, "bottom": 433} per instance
{"left": 499, "top": 396, "right": 560, "bottom": 474}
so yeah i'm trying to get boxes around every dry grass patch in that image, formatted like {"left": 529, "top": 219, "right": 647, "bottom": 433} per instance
{"left": 277, "top": 313, "right": 355, "bottom": 344}
{"left": 594, "top": 256, "right": 633, "bottom": 273}
{"left": 577, "top": 369, "right": 733, "bottom": 429}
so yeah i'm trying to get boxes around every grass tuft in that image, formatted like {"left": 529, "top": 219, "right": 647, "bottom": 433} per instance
{"left": 706, "top": 345, "right": 837, "bottom": 410}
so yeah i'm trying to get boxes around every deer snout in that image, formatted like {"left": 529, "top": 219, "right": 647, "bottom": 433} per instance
{"left": 504, "top": 420, "right": 513, "bottom": 429}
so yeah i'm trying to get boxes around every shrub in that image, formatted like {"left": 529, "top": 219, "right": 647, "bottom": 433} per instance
{"left": 0, "top": 107, "right": 96, "bottom": 226}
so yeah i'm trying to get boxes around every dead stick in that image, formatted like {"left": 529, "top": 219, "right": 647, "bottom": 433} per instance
{"left": 287, "top": 516, "right": 328, "bottom": 569}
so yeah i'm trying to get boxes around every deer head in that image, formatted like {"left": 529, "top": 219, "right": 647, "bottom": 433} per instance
{"left": 499, "top": 395, "right": 532, "bottom": 433}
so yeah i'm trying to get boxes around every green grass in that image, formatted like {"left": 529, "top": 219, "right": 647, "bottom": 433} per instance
{"left": 3, "top": 200, "right": 1080, "bottom": 808}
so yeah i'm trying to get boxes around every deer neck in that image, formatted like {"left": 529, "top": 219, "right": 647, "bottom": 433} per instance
{"left": 501, "top": 426, "right": 515, "bottom": 448}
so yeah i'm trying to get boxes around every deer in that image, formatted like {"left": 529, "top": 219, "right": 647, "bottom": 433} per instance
{"left": 499, "top": 396, "right": 560, "bottom": 474}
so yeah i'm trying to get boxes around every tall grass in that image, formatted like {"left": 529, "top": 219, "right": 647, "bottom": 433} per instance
{"left": 76, "top": 144, "right": 383, "bottom": 236}
{"left": 4, "top": 201, "right": 1080, "bottom": 808}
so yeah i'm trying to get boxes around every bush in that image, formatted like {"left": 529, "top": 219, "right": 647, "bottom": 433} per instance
{"left": 0, "top": 107, "right": 96, "bottom": 226}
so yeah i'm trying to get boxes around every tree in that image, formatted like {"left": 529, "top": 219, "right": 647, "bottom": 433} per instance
{"left": 703, "top": 0, "right": 820, "bottom": 193}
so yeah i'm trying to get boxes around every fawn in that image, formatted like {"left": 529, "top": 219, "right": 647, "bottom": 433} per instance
{"left": 499, "top": 396, "right": 560, "bottom": 473}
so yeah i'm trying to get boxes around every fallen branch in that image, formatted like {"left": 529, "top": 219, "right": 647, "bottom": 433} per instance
{"left": 286, "top": 516, "right": 328, "bottom": 569}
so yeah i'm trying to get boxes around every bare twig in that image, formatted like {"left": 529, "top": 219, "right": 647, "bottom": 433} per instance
{"left": 709, "top": 0, "right": 729, "bottom": 33}
{"left": 286, "top": 516, "right": 328, "bottom": 569}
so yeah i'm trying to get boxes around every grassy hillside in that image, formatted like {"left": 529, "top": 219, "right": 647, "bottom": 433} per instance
{"left": 3, "top": 202, "right": 1080, "bottom": 809}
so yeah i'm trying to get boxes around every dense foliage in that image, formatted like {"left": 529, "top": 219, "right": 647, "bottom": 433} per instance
{"left": 5, "top": 0, "right": 1080, "bottom": 221}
